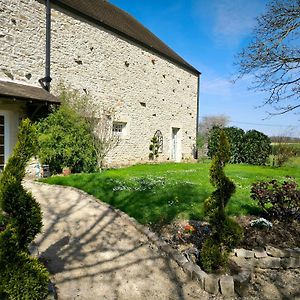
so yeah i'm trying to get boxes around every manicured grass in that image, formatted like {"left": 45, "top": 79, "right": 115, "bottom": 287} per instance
{"left": 42, "top": 162, "right": 300, "bottom": 226}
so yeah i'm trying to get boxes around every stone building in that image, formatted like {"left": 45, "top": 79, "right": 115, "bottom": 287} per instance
{"left": 0, "top": 0, "right": 200, "bottom": 168}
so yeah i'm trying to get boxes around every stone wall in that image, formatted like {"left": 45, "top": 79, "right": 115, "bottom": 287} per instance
{"left": 0, "top": 0, "right": 199, "bottom": 166}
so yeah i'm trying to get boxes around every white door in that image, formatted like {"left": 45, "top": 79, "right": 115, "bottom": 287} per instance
{"left": 171, "top": 127, "right": 180, "bottom": 161}
{"left": 0, "top": 114, "right": 5, "bottom": 171}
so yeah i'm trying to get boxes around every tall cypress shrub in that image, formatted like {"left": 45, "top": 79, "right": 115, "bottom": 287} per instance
{"left": 201, "top": 130, "right": 243, "bottom": 272}
{"left": 0, "top": 119, "right": 49, "bottom": 299}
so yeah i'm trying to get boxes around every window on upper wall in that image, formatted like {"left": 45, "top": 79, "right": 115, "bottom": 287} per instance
{"left": 112, "top": 122, "right": 127, "bottom": 136}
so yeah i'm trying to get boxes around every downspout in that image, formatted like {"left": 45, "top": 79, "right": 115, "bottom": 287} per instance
{"left": 195, "top": 73, "right": 201, "bottom": 159}
{"left": 39, "top": 0, "right": 52, "bottom": 91}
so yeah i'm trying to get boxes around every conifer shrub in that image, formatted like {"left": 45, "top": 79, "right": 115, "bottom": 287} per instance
{"left": 0, "top": 119, "right": 49, "bottom": 299}
{"left": 201, "top": 130, "right": 243, "bottom": 273}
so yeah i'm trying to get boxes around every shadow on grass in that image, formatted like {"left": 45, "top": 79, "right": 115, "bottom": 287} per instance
{"left": 91, "top": 177, "right": 211, "bottom": 227}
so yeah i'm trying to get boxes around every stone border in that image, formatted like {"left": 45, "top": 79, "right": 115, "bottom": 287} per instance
{"left": 26, "top": 181, "right": 300, "bottom": 298}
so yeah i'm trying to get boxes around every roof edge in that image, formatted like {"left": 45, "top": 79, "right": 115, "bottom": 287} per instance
{"left": 51, "top": 0, "right": 200, "bottom": 75}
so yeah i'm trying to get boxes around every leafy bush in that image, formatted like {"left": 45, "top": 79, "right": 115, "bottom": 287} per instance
{"left": 251, "top": 179, "right": 300, "bottom": 220}
{"left": 271, "top": 143, "right": 298, "bottom": 166}
{"left": 243, "top": 130, "right": 271, "bottom": 165}
{"left": 37, "top": 105, "right": 97, "bottom": 174}
{"left": 208, "top": 127, "right": 271, "bottom": 165}
{"left": 0, "top": 119, "right": 49, "bottom": 299}
{"left": 201, "top": 130, "right": 243, "bottom": 272}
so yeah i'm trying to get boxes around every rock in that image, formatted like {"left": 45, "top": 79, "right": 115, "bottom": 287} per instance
{"left": 262, "top": 283, "right": 282, "bottom": 300}
{"left": 281, "top": 257, "right": 300, "bottom": 269}
{"left": 287, "top": 248, "right": 300, "bottom": 258}
{"left": 235, "top": 248, "right": 254, "bottom": 258}
{"left": 204, "top": 274, "right": 219, "bottom": 295}
{"left": 253, "top": 248, "right": 268, "bottom": 258}
{"left": 233, "top": 271, "right": 251, "bottom": 297}
{"left": 192, "top": 265, "right": 207, "bottom": 289}
{"left": 230, "top": 256, "right": 254, "bottom": 271}
{"left": 173, "top": 253, "right": 188, "bottom": 267}
{"left": 266, "top": 246, "right": 290, "bottom": 258}
{"left": 255, "top": 257, "right": 281, "bottom": 269}
{"left": 219, "top": 275, "right": 234, "bottom": 298}
{"left": 182, "top": 262, "right": 194, "bottom": 278}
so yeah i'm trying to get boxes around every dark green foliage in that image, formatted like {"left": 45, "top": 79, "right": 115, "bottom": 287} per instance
{"left": 0, "top": 252, "right": 49, "bottom": 300}
{"left": 0, "top": 119, "right": 49, "bottom": 299}
{"left": 224, "top": 127, "right": 245, "bottom": 163}
{"left": 208, "top": 127, "right": 271, "bottom": 165}
{"left": 251, "top": 179, "right": 300, "bottom": 220}
{"left": 201, "top": 130, "right": 243, "bottom": 272}
{"left": 0, "top": 119, "right": 42, "bottom": 249}
{"left": 37, "top": 105, "right": 97, "bottom": 174}
{"left": 149, "top": 136, "right": 159, "bottom": 160}
{"left": 243, "top": 130, "right": 271, "bottom": 165}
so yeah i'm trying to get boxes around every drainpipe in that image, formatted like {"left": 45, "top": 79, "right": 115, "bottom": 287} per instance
{"left": 39, "top": 0, "right": 52, "bottom": 91}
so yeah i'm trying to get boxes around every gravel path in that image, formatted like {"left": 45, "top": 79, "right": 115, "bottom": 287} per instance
{"left": 25, "top": 181, "right": 217, "bottom": 300}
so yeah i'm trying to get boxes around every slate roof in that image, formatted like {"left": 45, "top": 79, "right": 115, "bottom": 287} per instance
{"left": 0, "top": 80, "right": 60, "bottom": 103}
{"left": 51, "top": 0, "right": 200, "bottom": 75}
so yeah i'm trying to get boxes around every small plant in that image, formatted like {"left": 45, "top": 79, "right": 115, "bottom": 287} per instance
{"left": 201, "top": 130, "right": 243, "bottom": 273}
{"left": 184, "top": 224, "right": 196, "bottom": 234}
{"left": 149, "top": 136, "right": 159, "bottom": 160}
{"left": 250, "top": 218, "right": 273, "bottom": 229}
{"left": 251, "top": 179, "right": 300, "bottom": 220}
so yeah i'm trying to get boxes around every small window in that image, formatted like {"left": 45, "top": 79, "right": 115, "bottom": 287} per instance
{"left": 113, "top": 122, "right": 126, "bottom": 136}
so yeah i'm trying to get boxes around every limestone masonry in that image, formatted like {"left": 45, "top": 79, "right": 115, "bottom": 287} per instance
{"left": 0, "top": 0, "right": 199, "bottom": 166}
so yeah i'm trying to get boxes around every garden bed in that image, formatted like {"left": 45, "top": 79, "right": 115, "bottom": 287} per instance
{"left": 155, "top": 217, "right": 300, "bottom": 267}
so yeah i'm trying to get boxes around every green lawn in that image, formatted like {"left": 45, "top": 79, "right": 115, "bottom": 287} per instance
{"left": 42, "top": 161, "right": 300, "bottom": 227}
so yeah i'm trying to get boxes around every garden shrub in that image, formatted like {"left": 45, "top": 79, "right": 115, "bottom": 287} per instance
{"left": 251, "top": 179, "right": 300, "bottom": 220}
{"left": 0, "top": 119, "right": 49, "bottom": 299}
{"left": 37, "top": 105, "right": 97, "bottom": 174}
{"left": 243, "top": 130, "right": 271, "bottom": 165}
{"left": 201, "top": 130, "right": 243, "bottom": 272}
{"left": 207, "top": 126, "right": 271, "bottom": 165}
{"left": 271, "top": 143, "right": 298, "bottom": 166}
{"left": 149, "top": 136, "right": 159, "bottom": 160}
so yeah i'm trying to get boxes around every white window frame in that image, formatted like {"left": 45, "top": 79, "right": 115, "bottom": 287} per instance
{"left": 0, "top": 112, "right": 9, "bottom": 170}
{"left": 113, "top": 121, "right": 127, "bottom": 137}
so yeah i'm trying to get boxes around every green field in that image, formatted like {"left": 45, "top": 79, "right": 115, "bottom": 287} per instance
{"left": 42, "top": 160, "right": 300, "bottom": 227}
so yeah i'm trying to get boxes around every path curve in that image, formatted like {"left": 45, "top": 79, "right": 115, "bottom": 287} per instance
{"left": 25, "top": 181, "right": 216, "bottom": 300}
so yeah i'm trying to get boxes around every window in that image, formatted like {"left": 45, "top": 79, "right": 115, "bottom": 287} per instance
{"left": 113, "top": 122, "right": 127, "bottom": 136}
{"left": 0, "top": 115, "right": 5, "bottom": 171}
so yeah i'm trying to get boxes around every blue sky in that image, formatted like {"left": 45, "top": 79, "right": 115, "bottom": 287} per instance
{"left": 110, "top": 0, "right": 300, "bottom": 137}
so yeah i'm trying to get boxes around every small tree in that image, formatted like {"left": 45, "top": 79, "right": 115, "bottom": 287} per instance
{"left": 59, "top": 86, "right": 119, "bottom": 169}
{"left": 201, "top": 130, "right": 243, "bottom": 272}
{"left": 149, "top": 136, "right": 159, "bottom": 160}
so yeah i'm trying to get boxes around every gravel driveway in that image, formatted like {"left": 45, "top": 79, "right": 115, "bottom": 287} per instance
{"left": 24, "top": 181, "right": 217, "bottom": 300}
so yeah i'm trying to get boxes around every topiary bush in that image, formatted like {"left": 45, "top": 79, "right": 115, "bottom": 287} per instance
{"left": 37, "top": 105, "right": 97, "bottom": 174}
{"left": 0, "top": 119, "right": 49, "bottom": 299}
{"left": 201, "top": 130, "right": 243, "bottom": 273}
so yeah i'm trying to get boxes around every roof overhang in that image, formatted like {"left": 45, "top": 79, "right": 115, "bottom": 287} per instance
{"left": 0, "top": 80, "right": 60, "bottom": 104}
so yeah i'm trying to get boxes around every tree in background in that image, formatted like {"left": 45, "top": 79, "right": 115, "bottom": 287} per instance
{"left": 243, "top": 130, "right": 272, "bottom": 165}
{"left": 197, "top": 115, "right": 230, "bottom": 158}
{"left": 208, "top": 127, "right": 271, "bottom": 165}
{"left": 235, "top": 0, "right": 300, "bottom": 115}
